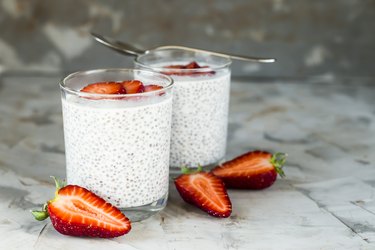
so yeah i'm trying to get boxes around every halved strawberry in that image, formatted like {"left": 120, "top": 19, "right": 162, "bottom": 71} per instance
{"left": 81, "top": 82, "right": 126, "bottom": 94}
{"left": 174, "top": 167, "right": 232, "bottom": 218}
{"left": 211, "top": 151, "right": 287, "bottom": 190}
{"left": 121, "top": 80, "right": 145, "bottom": 94}
{"left": 144, "top": 84, "right": 163, "bottom": 92}
{"left": 31, "top": 177, "right": 131, "bottom": 238}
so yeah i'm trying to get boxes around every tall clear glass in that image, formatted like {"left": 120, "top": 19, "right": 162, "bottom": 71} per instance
{"left": 59, "top": 68, "right": 173, "bottom": 221}
{"left": 135, "top": 50, "right": 231, "bottom": 172}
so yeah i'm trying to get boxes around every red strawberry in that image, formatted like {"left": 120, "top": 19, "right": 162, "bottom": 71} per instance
{"left": 165, "top": 61, "right": 201, "bottom": 69}
{"left": 81, "top": 82, "right": 126, "bottom": 94}
{"left": 211, "top": 151, "right": 287, "bottom": 190}
{"left": 174, "top": 167, "right": 232, "bottom": 218}
{"left": 144, "top": 84, "right": 163, "bottom": 92}
{"left": 165, "top": 65, "right": 185, "bottom": 69}
{"left": 121, "top": 80, "right": 145, "bottom": 94}
{"left": 185, "top": 61, "right": 201, "bottom": 69}
{"left": 31, "top": 177, "right": 131, "bottom": 238}
{"left": 163, "top": 61, "right": 215, "bottom": 76}
{"left": 195, "top": 66, "right": 215, "bottom": 76}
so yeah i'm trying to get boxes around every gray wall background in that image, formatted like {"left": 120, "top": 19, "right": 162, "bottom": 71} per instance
{"left": 0, "top": 0, "right": 374, "bottom": 78}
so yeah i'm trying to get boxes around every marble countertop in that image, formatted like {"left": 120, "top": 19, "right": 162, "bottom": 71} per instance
{"left": 0, "top": 74, "right": 375, "bottom": 250}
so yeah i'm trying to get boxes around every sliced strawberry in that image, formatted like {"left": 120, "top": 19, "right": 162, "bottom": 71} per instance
{"left": 81, "top": 82, "right": 126, "bottom": 94}
{"left": 174, "top": 167, "right": 232, "bottom": 218}
{"left": 144, "top": 84, "right": 163, "bottom": 92}
{"left": 211, "top": 151, "right": 287, "bottom": 190}
{"left": 121, "top": 80, "right": 145, "bottom": 94}
{"left": 165, "top": 65, "right": 185, "bottom": 69}
{"left": 163, "top": 61, "right": 215, "bottom": 76}
{"left": 185, "top": 61, "right": 201, "bottom": 69}
{"left": 31, "top": 177, "right": 131, "bottom": 238}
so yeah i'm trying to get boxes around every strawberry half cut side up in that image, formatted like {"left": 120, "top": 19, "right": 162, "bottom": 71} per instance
{"left": 31, "top": 177, "right": 131, "bottom": 238}
{"left": 211, "top": 151, "right": 287, "bottom": 190}
{"left": 174, "top": 166, "right": 232, "bottom": 218}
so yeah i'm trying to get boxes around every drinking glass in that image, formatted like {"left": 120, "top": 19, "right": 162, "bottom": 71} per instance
{"left": 60, "top": 68, "right": 173, "bottom": 221}
{"left": 135, "top": 50, "right": 231, "bottom": 172}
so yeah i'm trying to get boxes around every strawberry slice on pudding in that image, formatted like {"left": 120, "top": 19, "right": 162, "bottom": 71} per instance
{"left": 81, "top": 81, "right": 126, "bottom": 94}
{"left": 144, "top": 84, "right": 163, "bottom": 92}
{"left": 121, "top": 80, "right": 145, "bottom": 94}
{"left": 163, "top": 61, "right": 215, "bottom": 76}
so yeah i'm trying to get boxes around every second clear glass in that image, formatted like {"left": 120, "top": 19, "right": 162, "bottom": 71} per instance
{"left": 135, "top": 50, "right": 231, "bottom": 171}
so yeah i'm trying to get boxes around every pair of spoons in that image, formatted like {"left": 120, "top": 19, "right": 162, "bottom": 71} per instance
{"left": 91, "top": 32, "right": 276, "bottom": 63}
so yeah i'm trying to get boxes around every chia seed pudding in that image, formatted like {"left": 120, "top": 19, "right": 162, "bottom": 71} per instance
{"left": 167, "top": 69, "right": 230, "bottom": 167}
{"left": 60, "top": 69, "right": 173, "bottom": 214}
{"left": 135, "top": 52, "right": 231, "bottom": 169}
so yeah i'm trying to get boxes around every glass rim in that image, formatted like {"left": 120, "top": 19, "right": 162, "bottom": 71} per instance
{"left": 59, "top": 68, "right": 174, "bottom": 98}
{"left": 134, "top": 49, "right": 232, "bottom": 73}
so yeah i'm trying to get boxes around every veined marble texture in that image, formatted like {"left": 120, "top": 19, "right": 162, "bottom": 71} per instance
{"left": 0, "top": 75, "right": 374, "bottom": 250}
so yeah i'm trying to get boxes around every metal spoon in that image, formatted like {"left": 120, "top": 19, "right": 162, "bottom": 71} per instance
{"left": 91, "top": 32, "right": 276, "bottom": 63}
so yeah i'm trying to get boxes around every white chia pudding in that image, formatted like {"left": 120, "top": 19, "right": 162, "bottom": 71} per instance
{"left": 62, "top": 94, "right": 172, "bottom": 208}
{"left": 170, "top": 71, "right": 230, "bottom": 167}
{"left": 144, "top": 61, "right": 231, "bottom": 168}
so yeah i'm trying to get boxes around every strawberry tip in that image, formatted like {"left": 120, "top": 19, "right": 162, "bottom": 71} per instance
{"left": 270, "top": 152, "right": 287, "bottom": 178}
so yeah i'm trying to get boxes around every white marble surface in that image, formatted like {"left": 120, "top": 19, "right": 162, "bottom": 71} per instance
{"left": 0, "top": 75, "right": 375, "bottom": 249}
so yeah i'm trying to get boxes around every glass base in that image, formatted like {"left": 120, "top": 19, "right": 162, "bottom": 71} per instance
{"left": 119, "top": 192, "right": 168, "bottom": 222}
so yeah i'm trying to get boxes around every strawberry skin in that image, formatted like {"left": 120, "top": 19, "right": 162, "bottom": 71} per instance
{"left": 32, "top": 178, "right": 131, "bottom": 238}
{"left": 81, "top": 82, "right": 126, "bottom": 94}
{"left": 211, "top": 151, "right": 286, "bottom": 190}
{"left": 121, "top": 80, "right": 145, "bottom": 94}
{"left": 175, "top": 169, "right": 232, "bottom": 218}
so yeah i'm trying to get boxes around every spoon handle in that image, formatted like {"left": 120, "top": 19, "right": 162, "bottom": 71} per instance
{"left": 154, "top": 45, "right": 276, "bottom": 63}
{"left": 91, "top": 32, "right": 276, "bottom": 63}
